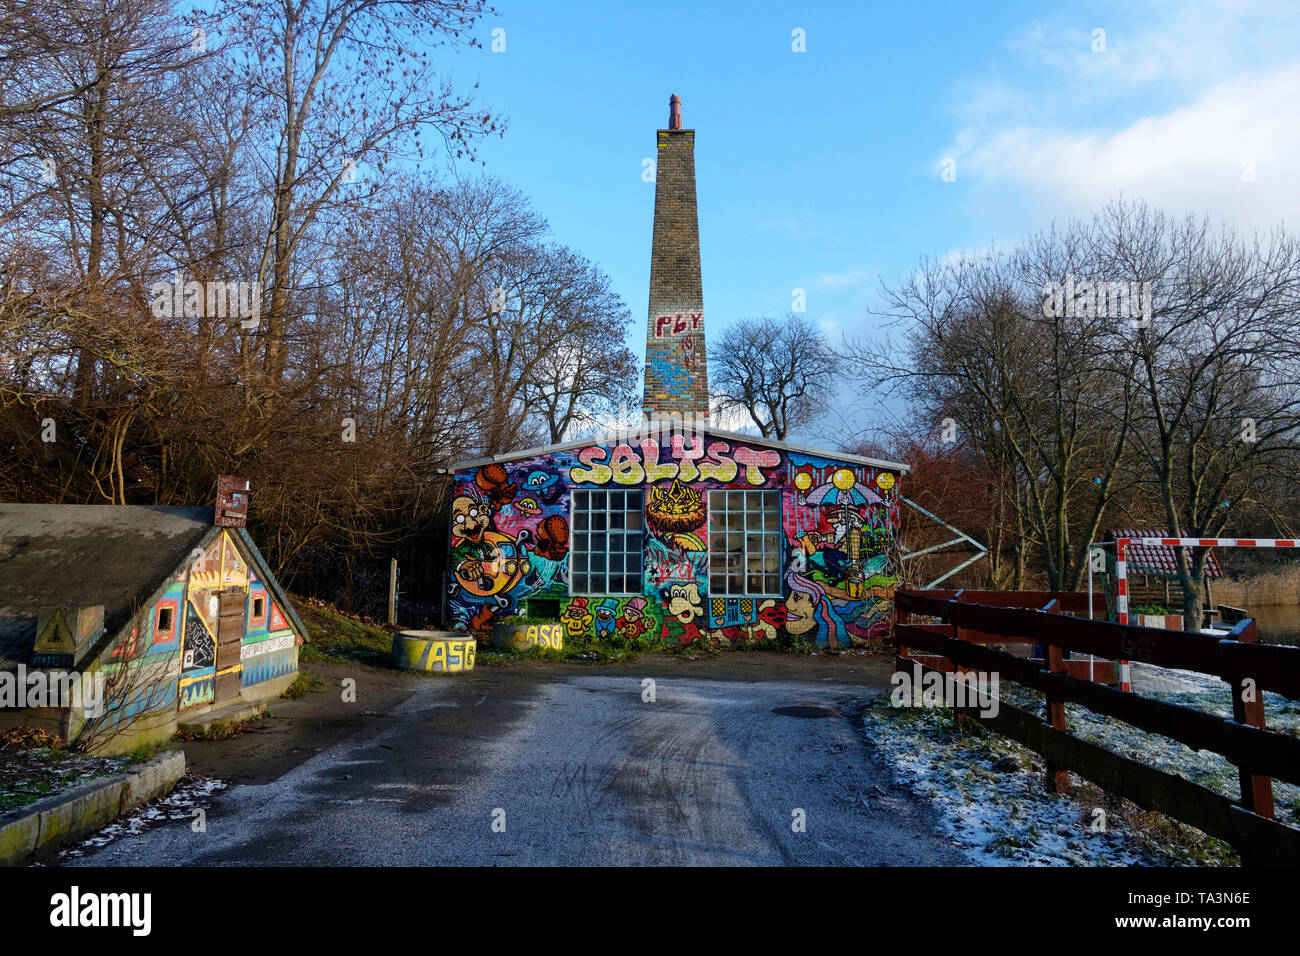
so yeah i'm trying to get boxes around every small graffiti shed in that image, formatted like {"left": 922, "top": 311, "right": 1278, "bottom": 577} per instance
{"left": 0, "top": 503, "right": 306, "bottom": 751}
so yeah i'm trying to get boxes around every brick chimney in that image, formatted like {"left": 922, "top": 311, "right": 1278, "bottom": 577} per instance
{"left": 643, "top": 94, "right": 708, "bottom": 424}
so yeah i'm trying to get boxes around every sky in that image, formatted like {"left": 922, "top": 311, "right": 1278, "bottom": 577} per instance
{"left": 427, "top": 0, "right": 1300, "bottom": 445}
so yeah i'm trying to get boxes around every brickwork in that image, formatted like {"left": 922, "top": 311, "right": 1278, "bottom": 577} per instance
{"left": 643, "top": 108, "right": 708, "bottom": 421}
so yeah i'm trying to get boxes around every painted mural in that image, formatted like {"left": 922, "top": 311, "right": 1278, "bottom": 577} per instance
{"left": 94, "top": 573, "right": 187, "bottom": 732}
{"left": 450, "top": 433, "right": 901, "bottom": 649}
{"left": 176, "top": 531, "right": 301, "bottom": 709}
{"left": 495, "top": 622, "right": 565, "bottom": 651}
{"left": 240, "top": 567, "right": 298, "bottom": 689}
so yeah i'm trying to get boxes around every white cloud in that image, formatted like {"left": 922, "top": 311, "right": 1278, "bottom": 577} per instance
{"left": 935, "top": 2, "right": 1300, "bottom": 229}
{"left": 1004, "top": 1, "right": 1300, "bottom": 103}
{"left": 951, "top": 61, "right": 1300, "bottom": 228}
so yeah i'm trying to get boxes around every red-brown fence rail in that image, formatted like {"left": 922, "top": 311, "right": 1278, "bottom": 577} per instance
{"left": 898, "top": 589, "right": 1118, "bottom": 684}
{"left": 893, "top": 588, "right": 1300, "bottom": 865}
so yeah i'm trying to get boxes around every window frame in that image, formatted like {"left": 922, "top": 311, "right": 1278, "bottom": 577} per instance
{"left": 154, "top": 602, "right": 177, "bottom": 641}
{"left": 568, "top": 487, "right": 646, "bottom": 596}
{"left": 707, "top": 489, "right": 784, "bottom": 598}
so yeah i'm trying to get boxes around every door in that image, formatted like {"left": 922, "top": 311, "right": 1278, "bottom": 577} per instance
{"left": 214, "top": 588, "right": 245, "bottom": 703}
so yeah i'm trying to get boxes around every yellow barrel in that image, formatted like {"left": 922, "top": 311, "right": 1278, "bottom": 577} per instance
{"left": 391, "top": 631, "right": 476, "bottom": 673}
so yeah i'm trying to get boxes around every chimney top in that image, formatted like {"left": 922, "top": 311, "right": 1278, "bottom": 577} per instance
{"left": 668, "top": 94, "right": 682, "bottom": 130}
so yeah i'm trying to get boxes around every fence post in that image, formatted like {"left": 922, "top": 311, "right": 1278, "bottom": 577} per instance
{"left": 893, "top": 592, "right": 906, "bottom": 669}
{"left": 953, "top": 589, "right": 966, "bottom": 645}
{"left": 1229, "top": 619, "right": 1274, "bottom": 819}
{"left": 388, "top": 558, "right": 398, "bottom": 626}
{"left": 1041, "top": 600, "right": 1070, "bottom": 794}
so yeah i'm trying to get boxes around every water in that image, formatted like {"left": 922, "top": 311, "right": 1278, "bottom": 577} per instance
{"left": 1243, "top": 603, "right": 1300, "bottom": 645}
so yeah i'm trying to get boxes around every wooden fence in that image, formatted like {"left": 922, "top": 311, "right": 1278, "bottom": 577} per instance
{"left": 898, "top": 589, "right": 1118, "bottom": 684}
{"left": 893, "top": 588, "right": 1300, "bottom": 865}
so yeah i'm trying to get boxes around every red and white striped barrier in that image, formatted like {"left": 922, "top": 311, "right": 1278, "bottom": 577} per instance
{"left": 1130, "top": 537, "right": 1296, "bottom": 549}
{"left": 1113, "top": 536, "right": 1294, "bottom": 692}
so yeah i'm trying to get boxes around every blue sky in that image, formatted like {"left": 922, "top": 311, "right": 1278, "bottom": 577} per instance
{"left": 430, "top": 0, "right": 1300, "bottom": 443}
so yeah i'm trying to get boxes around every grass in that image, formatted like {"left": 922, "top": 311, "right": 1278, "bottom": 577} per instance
{"left": 1068, "top": 778, "right": 1237, "bottom": 865}
{"left": 1213, "top": 567, "right": 1300, "bottom": 606}
{"left": 864, "top": 698, "right": 1238, "bottom": 865}
{"left": 478, "top": 639, "right": 640, "bottom": 665}
{"left": 280, "top": 669, "right": 325, "bottom": 700}
{"left": 0, "top": 728, "right": 138, "bottom": 814}
{"left": 291, "top": 595, "right": 888, "bottom": 671}
{"left": 294, "top": 597, "right": 396, "bottom": 668}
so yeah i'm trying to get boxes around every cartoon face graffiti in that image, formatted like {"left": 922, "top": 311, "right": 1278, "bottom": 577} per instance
{"left": 594, "top": 598, "right": 619, "bottom": 639}
{"left": 454, "top": 531, "right": 530, "bottom": 597}
{"left": 516, "top": 496, "right": 542, "bottom": 517}
{"left": 523, "top": 470, "right": 559, "bottom": 499}
{"left": 560, "top": 599, "right": 593, "bottom": 640}
{"left": 451, "top": 495, "right": 491, "bottom": 543}
{"left": 616, "top": 597, "right": 649, "bottom": 641}
{"left": 784, "top": 588, "right": 819, "bottom": 636}
{"left": 664, "top": 582, "right": 704, "bottom": 625}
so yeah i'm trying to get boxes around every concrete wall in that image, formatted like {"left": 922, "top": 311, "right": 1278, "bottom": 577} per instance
{"left": 0, "top": 750, "right": 185, "bottom": 865}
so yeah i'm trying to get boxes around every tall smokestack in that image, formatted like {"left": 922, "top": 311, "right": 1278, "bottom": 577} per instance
{"left": 643, "top": 94, "right": 708, "bottom": 423}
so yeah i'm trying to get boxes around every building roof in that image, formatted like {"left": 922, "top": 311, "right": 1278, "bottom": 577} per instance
{"left": 1107, "top": 528, "right": 1224, "bottom": 579}
{"left": 451, "top": 426, "right": 911, "bottom": 475}
{"left": 0, "top": 504, "right": 220, "bottom": 670}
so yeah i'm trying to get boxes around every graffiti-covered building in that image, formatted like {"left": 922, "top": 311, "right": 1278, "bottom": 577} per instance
{"left": 0, "top": 482, "right": 306, "bottom": 751}
{"left": 447, "top": 97, "right": 909, "bottom": 648}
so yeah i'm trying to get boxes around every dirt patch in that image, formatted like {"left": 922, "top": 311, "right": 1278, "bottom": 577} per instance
{"left": 178, "top": 661, "right": 425, "bottom": 785}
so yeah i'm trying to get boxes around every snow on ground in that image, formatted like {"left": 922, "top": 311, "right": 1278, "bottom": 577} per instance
{"left": 1064, "top": 663, "right": 1300, "bottom": 829}
{"left": 863, "top": 702, "right": 1188, "bottom": 865}
{"left": 862, "top": 662, "right": 1299, "bottom": 865}
{"left": 55, "top": 775, "right": 229, "bottom": 860}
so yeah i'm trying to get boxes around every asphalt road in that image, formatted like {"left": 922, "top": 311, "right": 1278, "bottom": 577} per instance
{"left": 65, "top": 662, "right": 964, "bottom": 866}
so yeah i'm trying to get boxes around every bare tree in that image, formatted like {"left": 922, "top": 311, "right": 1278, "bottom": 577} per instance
{"left": 856, "top": 240, "right": 1139, "bottom": 591}
{"left": 221, "top": 0, "right": 503, "bottom": 387}
{"left": 711, "top": 313, "right": 839, "bottom": 440}
{"left": 1096, "top": 200, "right": 1300, "bottom": 627}
{"left": 0, "top": 2, "right": 638, "bottom": 620}
{"left": 860, "top": 197, "right": 1300, "bottom": 618}
{"left": 511, "top": 246, "right": 637, "bottom": 444}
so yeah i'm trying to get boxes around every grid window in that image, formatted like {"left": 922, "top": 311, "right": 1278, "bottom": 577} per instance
{"left": 708, "top": 490, "right": 782, "bottom": 596}
{"left": 570, "top": 489, "right": 644, "bottom": 595}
